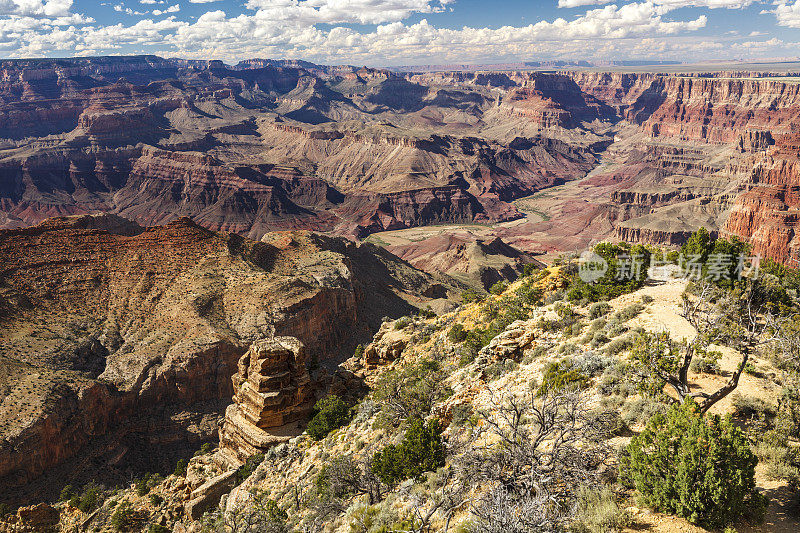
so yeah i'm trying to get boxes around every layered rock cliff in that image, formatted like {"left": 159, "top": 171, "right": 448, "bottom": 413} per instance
{"left": 0, "top": 214, "right": 456, "bottom": 504}
{"left": 217, "top": 337, "right": 312, "bottom": 467}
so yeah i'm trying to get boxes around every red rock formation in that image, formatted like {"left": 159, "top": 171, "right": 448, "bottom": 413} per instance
{"left": 0, "top": 214, "right": 447, "bottom": 504}
{"left": 724, "top": 157, "right": 800, "bottom": 262}
{"left": 217, "top": 337, "right": 312, "bottom": 466}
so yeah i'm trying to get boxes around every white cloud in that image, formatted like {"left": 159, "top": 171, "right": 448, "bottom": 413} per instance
{"left": 0, "top": 0, "right": 73, "bottom": 17}
{"left": 772, "top": 1, "right": 800, "bottom": 27}
{"left": 559, "top": 0, "right": 758, "bottom": 9}
{"left": 243, "top": 0, "right": 450, "bottom": 25}
{"left": 188, "top": 0, "right": 220, "bottom": 3}
{"left": 152, "top": 3, "right": 178, "bottom": 15}
{"left": 0, "top": 0, "right": 791, "bottom": 65}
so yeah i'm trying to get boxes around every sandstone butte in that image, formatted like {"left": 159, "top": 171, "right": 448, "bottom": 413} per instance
{"left": 3, "top": 57, "right": 800, "bottom": 264}
{"left": 0, "top": 213, "right": 459, "bottom": 504}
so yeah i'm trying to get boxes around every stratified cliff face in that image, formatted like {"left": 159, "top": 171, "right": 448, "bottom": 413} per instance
{"left": 724, "top": 157, "right": 800, "bottom": 261}
{"left": 4, "top": 56, "right": 800, "bottom": 262}
{"left": 0, "top": 214, "right": 454, "bottom": 504}
{"left": 217, "top": 337, "right": 312, "bottom": 467}
{"left": 0, "top": 58, "right": 603, "bottom": 240}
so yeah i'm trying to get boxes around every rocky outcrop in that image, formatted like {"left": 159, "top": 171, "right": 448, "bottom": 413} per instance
{"left": 724, "top": 157, "right": 800, "bottom": 262}
{"left": 0, "top": 214, "right": 452, "bottom": 505}
{"left": 217, "top": 337, "right": 312, "bottom": 467}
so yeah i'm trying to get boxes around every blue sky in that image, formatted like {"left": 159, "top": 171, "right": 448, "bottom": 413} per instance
{"left": 1, "top": 0, "right": 799, "bottom": 65}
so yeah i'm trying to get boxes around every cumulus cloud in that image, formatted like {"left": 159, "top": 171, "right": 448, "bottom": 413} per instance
{"left": 771, "top": 1, "right": 800, "bottom": 27}
{"left": 0, "top": 0, "right": 791, "bottom": 65}
{"left": 0, "top": 0, "right": 73, "bottom": 17}
{"left": 243, "top": 0, "right": 451, "bottom": 25}
{"left": 188, "top": 0, "right": 220, "bottom": 3}
{"left": 559, "top": 0, "right": 757, "bottom": 8}
{"left": 152, "top": 3, "right": 178, "bottom": 15}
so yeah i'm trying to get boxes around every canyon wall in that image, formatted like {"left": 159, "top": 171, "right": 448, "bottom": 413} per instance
{"left": 0, "top": 214, "right": 453, "bottom": 504}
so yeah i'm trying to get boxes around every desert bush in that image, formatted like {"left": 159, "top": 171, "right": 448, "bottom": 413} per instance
{"left": 194, "top": 442, "right": 214, "bottom": 456}
{"left": 571, "top": 486, "right": 630, "bottom": 533}
{"left": 174, "top": 459, "right": 187, "bottom": 477}
{"left": 689, "top": 355, "right": 721, "bottom": 375}
{"left": 607, "top": 323, "right": 628, "bottom": 338}
{"left": 732, "top": 394, "right": 776, "bottom": 421}
{"left": 235, "top": 453, "right": 265, "bottom": 483}
{"left": 621, "top": 396, "right": 667, "bottom": 426}
{"left": 538, "top": 360, "right": 590, "bottom": 396}
{"left": 572, "top": 351, "right": 614, "bottom": 376}
{"left": 605, "top": 336, "right": 633, "bottom": 357}
{"left": 589, "top": 302, "right": 612, "bottom": 319}
{"left": 70, "top": 482, "right": 104, "bottom": 513}
{"left": 371, "top": 418, "right": 445, "bottom": 486}
{"left": 149, "top": 493, "right": 164, "bottom": 506}
{"left": 641, "top": 294, "right": 654, "bottom": 304}
{"left": 590, "top": 331, "right": 609, "bottom": 348}
{"left": 60, "top": 484, "right": 75, "bottom": 502}
{"left": 448, "top": 323, "right": 467, "bottom": 343}
{"left": 373, "top": 359, "right": 451, "bottom": 422}
{"left": 566, "top": 243, "right": 651, "bottom": 302}
{"left": 620, "top": 399, "right": 765, "bottom": 529}
{"left": 147, "top": 525, "right": 170, "bottom": 533}
{"left": 612, "top": 303, "right": 644, "bottom": 322}
{"left": 490, "top": 280, "right": 509, "bottom": 295}
{"left": 484, "top": 359, "right": 519, "bottom": 381}
{"left": 461, "top": 289, "right": 483, "bottom": 304}
{"left": 589, "top": 318, "right": 607, "bottom": 332}
{"left": 753, "top": 430, "right": 800, "bottom": 482}
{"left": 111, "top": 501, "right": 136, "bottom": 531}
{"left": 394, "top": 316, "right": 411, "bottom": 330}
{"left": 307, "top": 395, "right": 352, "bottom": 441}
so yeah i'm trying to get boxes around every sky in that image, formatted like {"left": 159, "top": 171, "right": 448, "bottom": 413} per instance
{"left": 1, "top": 0, "right": 799, "bottom": 65}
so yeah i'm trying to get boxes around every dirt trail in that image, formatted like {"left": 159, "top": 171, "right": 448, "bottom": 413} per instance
{"left": 613, "top": 271, "right": 798, "bottom": 533}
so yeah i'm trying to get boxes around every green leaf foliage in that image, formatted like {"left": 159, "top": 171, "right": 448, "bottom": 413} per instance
{"left": 620, "top": 399, "right": 765, "bottom": 529}
{"left": 306, "top": 395, "right": 352, "bottom": 441}
{"left": 371, "top": 418, "right": 445, "bottom": 486}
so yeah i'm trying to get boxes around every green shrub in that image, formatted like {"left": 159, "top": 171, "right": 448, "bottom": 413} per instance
{"left": 448, "top": 323, "right": 467, "bottom": 343}
{"left": 489, "top": 280, "right": 509, "bottom": 295}
{"left": 194, "top": 442, "right": 214, "bottom": 456}
{"left": 135, "top": 475, "right": 150, "bottom": 497}
{"left": 235, "top": 453, "right": 265, "bottom": 483}
{"left": 111, "top": 501, "right": 136, "bottom": 531}
{"left": 59, "top": 484, "right": 75, "bottom": 502}
{"left": 149, "top": 493, "right": 164, "bottom": 506}
{"left": 571, "top": 486, "right": 630, "bottom": 533}
{"left": 732, "top": 394, "right": 776, "bottom": 421}
{"left": 566, "top": 243, "right": 651, "bottom": 302}
{"left": 461, "top": 289, "right": 483, "bottom": 304}
{"left": 394, "top": 316, "right": 411, "bottom": 330}
{"left": 174, "top": 459, "right": 187, "bottom": 477}
{"left": 147, "top": 525, "right": 170, "bottom": 533}
{"left": 307, "top": 395, "right": 351, "bottom": 440}
{"left": 641, "top": 294, "right": 654, "bottom": 304}
{"left": 620, "top": 399, "right": 764, "bottom": 528}
{"left": 589, "top": 302, "right": 612, "bottom": 320}
{"left": 690, "top": 355, "right": 721, "bottom": 375}
{"left": 612, "top": 303, "right": 644, "bottom": 322}
{"left": 71, "top": 482, "right": 104, "bottom": 513}
{"left": 537, "top": 360, "right": 590, "bottom": 396}
{"left": 373, "top": 359, "right": 451, "bottom": 421}
{"left": 371, "top": 418, "right": 445, "bottom": 486}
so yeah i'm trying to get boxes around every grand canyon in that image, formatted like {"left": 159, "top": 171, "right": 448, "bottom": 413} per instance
{"left": 3, "top": 54, "right": 800, "bottom": 532}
